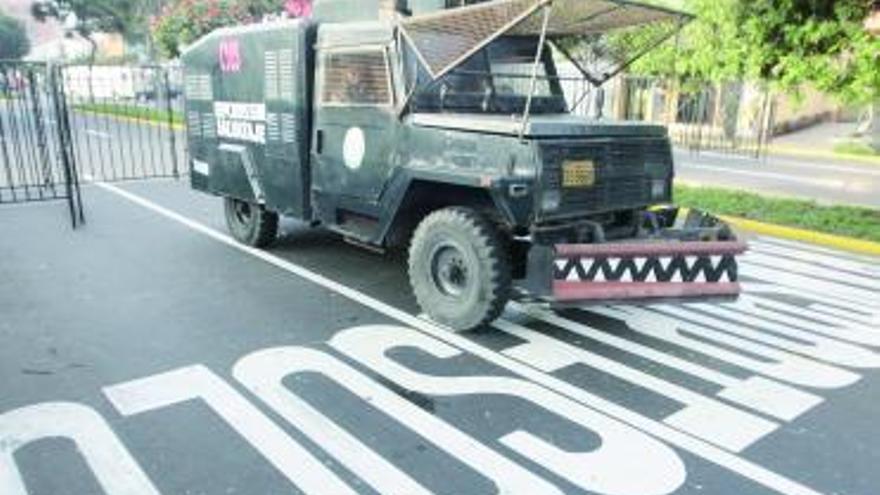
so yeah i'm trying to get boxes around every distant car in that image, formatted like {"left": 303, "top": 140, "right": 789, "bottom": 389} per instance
{"left": 135, "top": 85, "right": 183, "bottom": 102}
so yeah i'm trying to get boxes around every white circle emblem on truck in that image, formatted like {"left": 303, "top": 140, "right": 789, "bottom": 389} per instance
{"left": 343, "top": 127, "right": 366, "bottom": 170}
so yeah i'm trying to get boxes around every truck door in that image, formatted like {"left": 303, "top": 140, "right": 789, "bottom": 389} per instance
{"left": 312, "top": 46, "right": 397, "bottom": 206}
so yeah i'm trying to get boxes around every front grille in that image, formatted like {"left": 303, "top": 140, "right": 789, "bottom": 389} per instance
{"left": 541, "top": 138, "right": 671, "bottom": 216}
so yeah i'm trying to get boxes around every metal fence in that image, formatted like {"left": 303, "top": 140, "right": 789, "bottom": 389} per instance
{"left": 1, "top": 62, "right": 187, "bottom": 227}
{"left": 0, "top": 62, "right": 83, "bottom": 226}
{"left": 60, "top": 64, "right": 185, "bottom": 182}
{"left": 617, "top": 77, "right": 775, "bottom": 159}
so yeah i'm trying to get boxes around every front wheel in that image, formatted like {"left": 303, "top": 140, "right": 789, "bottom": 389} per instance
{"left": 409, "top": 207, "right": 511, "bottom": 332}
{"left": 223, "top": 197, "right": 278, "bottom": 248}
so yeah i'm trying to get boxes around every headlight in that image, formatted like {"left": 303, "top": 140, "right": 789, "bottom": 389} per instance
{"left": 542, "top": 190, "right": 562, "bottom": 211}
{"left": 651, "top": 180, "right": 668, "bottom": 200}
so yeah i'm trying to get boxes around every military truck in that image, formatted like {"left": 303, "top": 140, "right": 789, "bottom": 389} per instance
{"left": 182, "top": 0, "right": 747, "bottom": 331}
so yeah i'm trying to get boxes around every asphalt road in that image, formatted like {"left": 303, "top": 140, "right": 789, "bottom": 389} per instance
{"left": 675, "top": 150, "right": 880, "bottom": 208}
{"left": 1, "top": 179, "right": 879, "bottom": 495}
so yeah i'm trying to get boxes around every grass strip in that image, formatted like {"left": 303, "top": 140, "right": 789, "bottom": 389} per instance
{"left": 74, "top": 102, "right": 184, "bottom": 126}
{"left": 832, "top": 141, "right": 879, "bottom": 158}
{"left": 674, "top": 184, "right": 880, "bottom": 243}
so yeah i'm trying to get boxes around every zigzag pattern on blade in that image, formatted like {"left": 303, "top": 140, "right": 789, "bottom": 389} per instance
{"left": 555, "top": 255, "right": 738, "bottom": 283}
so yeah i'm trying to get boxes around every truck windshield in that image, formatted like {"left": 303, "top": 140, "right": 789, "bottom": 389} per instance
{"left": 406, "top": 36, "right": 569, "bottom": 115}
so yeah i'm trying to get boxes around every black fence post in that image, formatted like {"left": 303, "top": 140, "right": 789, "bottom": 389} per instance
{"left": 163, "top": 68, "right": 180, "bottom": 179}
{"left": 49, "top": 64, "right": 84, "bottom": 228}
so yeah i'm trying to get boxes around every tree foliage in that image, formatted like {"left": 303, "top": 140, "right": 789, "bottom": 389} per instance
{"left": 631, "top": 0, "right": 880, "bottom": 103}
{"left": 31, "top": 0, "right": 146, "bottom": 39}
{"left": 0, "top": 13, "right": 30, "bottom": 60}
{"left": 151, "top": 0, "right": 304, "bottom": 58}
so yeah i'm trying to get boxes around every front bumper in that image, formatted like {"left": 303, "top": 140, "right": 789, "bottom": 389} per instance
{"left": 522, "top": 239, "right": 748, "bottom": 305}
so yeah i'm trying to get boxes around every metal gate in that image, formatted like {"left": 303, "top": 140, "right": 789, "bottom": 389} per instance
{"left": 619, "top": 77, "right": 775, "bottom": 159}
{"left": 0, "top": 62, "right": 84, "bottom": 227}
{"left": 60, "top": 64, "right": 184, "bottom": 182}
{"left": 0, "top": 62, "right": 186, "bottom": 227}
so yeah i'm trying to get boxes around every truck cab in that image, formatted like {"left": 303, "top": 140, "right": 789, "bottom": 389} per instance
{"left": 183, "top": 0, "right": 746, "bottom": 331}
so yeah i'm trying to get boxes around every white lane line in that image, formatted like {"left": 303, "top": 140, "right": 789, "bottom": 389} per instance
{"left": 677, "top": 163, "right": 848, "bottom": 188}
{"left": 86, "top": 129, "right": 112, "bottom": 140}
{"left": 93, "top": 181, "right": 825, "bottom": 495}
{"left": 754, "top": 237, "right": 880, "bottom": 266}
{"left": 508, "top": 303, "right": 823, "bottom": 422}
{"left": 749, "top": 242, "right": 880, "bottom": 279}
{"left": 494, "top": 318, "right": 780, "bottom": 453}
{"left": 742, "top": 263, "right": 877, "bottom": 304}
{"left": 744, "top": 253, "right": 880, "bottom": 292}
{"left": 679, "top": 152, "right": 880, "bottom": 177}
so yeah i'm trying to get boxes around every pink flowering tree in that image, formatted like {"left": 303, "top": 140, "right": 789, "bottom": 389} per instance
{"left": 284, "top": 0, "right": 312, "bottom": 18}
{"left": 152, "top": 0, "right": 312, "bottom": 57}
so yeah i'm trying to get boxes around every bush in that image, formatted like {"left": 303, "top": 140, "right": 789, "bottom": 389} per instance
{"left": 675, "top": 185, "right": 880, "bottom": 242}
{"left": 151, "top": 0, "right": 309, "bottom": 58}
{"left": 0, "top": 13, "right": 30, "bottom": 60}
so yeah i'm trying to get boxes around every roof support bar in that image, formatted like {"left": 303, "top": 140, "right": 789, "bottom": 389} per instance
{"left": 519, "top": 1, "right": 553, "bottom": 141}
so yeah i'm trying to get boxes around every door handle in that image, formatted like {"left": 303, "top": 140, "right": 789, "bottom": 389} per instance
{"left": 315, "top": 129, "right": 324, "bottom": 154}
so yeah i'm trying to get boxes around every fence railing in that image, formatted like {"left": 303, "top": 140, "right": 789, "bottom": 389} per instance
{"left": 0, "top": 61, "right": 84, "bottom": 226}
{"left": 616, "top": 77, "right": 775, "bottom": 159}
{"left": 60, "top": 64, "right": 185, "bottom": 182}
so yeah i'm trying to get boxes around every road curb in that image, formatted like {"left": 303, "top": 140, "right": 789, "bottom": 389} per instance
{"left": 74, "top": 109, "right": 185, "bottom": 131}
{"left": 767, "top": 144, "right": 880, "bottom": 167}
{"left": 720, "top": 215, "right": 880, "bottom": 257}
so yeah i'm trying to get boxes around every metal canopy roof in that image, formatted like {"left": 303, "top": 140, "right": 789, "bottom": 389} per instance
{"left": 400, "top": 0, "right": 691, "bottom": 81}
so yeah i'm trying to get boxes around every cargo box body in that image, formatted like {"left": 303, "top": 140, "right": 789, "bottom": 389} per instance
{"left": 183, "top": 20, "right": 314, "bottom": 219}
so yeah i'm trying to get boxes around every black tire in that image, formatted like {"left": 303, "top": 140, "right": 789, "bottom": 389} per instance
{"left": 223, "top": 197, "right": 279, "bottom": 248}
{"left": 408, "top": 207, "right": 511, "bottom": 331}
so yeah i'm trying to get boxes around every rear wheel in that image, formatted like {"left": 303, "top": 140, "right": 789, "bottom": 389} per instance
{"left": 223, "top": 197, "right": 278, "bottom": 248}
{"left": 409, "top": 207, "right": 511, "bottom": 331}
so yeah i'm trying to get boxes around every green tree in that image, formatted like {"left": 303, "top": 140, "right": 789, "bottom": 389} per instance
{"left": 151, "top": 0, "right": 291, "bottom": 58}
{"left": 31, "top": 0, "right": 146, "bottom": 39}
{"left": 0, "top": 13, "right": 30, "bottom": 60}
{"left": 632, "top": 0, "right": 880, "bottom": 104}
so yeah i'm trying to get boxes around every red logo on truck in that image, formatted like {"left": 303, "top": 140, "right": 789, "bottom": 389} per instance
{"left": 219, "top": 39, "right": 242, "bottom": 73}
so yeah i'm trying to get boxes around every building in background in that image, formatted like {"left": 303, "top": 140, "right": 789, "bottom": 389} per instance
{"left": 4, "top": 0, "right": 128, "bottom": 62}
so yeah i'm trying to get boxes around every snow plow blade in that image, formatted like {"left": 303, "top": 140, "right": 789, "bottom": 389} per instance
{"left": 524, "top": 241, "right": 748, "bottom": 304}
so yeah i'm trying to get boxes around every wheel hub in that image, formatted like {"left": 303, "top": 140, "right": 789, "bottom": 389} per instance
{"left": 233, "top": 201, "right": 253, "bottom": 225}
{"left": 431, "top": 244, "right": 470, "bottom": 297}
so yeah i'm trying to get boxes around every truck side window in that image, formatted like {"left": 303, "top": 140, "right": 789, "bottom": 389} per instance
{"left": 321, "top": 50, "right": 391, "bottom": 106}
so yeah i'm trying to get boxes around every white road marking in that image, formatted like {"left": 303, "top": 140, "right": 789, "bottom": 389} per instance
{"left": 742, "top": 264, "right": 876, "bottom": 304}
{"left": 85, "top": 129, "right": 112, "bottom": 140}
{"left": 750, "top": 240, "right": 880, "bottom": 278}
{"left": 510, "top": 304, "right": 822, "bottom": 422}
{"left": 681, "top": 152, "right": 880, "bottom": 177}
{"left": 234, "top": 347, "right": 561, "bottom": 495}
{"left": 745, "top": 253, "right": 880, "bottom": 292}
{"left": 677, "top": 163, "right": 847, "bottom": 188}
{"left": 494, "top": 318, "right": 779, "bottom": 453}
{"left": 754, "top": 237, "right": 880, "bottom": 265}
{"left": 744, "top": 282, "right": 877, "bottom": 320}
{"left": 103, "top": 365, "right": 356, "bottom": 495}
{"left": 663, "top": 303, "right": 880, "bottom": 368}
{"left": 0, "top": 402, "right": 160, "bottom": 495}
{"left": 727, "top": 295, "right": 880, "bottom": 348}
{"left": 810, "top": 303, "right": 879, "bottom": 327}
{"left": 593, "top": 306, "right": 860, "bottom": 389}
{"left": 331, "top": 325, "right": 687, "bottom": 495}
{"left": 93, "top": 180, "right": 827, "bottom": 495}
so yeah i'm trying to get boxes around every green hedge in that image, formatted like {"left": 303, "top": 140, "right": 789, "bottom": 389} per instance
{"left": 674, "top": 185, "right": 880, "bottom": 243}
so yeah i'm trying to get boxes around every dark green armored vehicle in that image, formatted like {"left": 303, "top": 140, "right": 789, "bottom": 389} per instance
{"left": 182, "top": 0, "right": 746, "bottom": 331}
